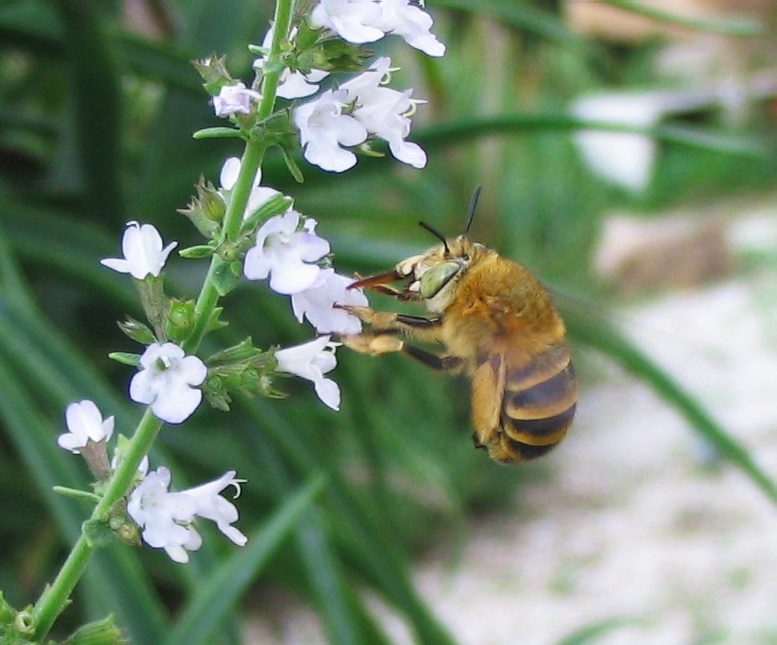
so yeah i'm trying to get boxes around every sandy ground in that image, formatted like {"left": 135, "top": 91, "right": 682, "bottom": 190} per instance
{"left": 246, "top": 205, "right": 777, "bottom": 645}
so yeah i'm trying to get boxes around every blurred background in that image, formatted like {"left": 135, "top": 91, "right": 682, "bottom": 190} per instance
{"left": 1, "top": 0, "right": 777, "bottom": 643}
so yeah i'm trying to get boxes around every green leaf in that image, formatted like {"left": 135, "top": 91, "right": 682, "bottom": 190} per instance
{"left": 211, "top": 259, "right": 243, "bottom": 297}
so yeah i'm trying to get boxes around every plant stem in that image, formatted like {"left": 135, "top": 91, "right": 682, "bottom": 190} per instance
{"left": 183, "top": 0, "right": 294, "bottom": 353}
{"left": 30, "top": 1, "right": 298, "bottom": 639}
{"left": 32, "top": 410, "right": 163, "bottom": 640}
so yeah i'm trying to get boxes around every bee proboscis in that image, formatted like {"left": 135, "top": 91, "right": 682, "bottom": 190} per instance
{"left": 340, "top": 193, "right": 577, "bottom": 463}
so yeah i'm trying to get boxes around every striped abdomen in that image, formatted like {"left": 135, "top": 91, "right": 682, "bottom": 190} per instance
{"left": 490, "top": 343, "right": 577, "bottom": 463}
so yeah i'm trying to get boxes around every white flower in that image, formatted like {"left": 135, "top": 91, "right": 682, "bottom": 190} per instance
{"left": 127, "top": 467, "right": 247, "bottom": 563}
{"left": 244, "top": 210, "right": 330, "bottom": 294}
{"left": 310, "top": 0, "right": 384, "bottom": 44}
{"left": 291, "top": 269, "right": 369, "bottom": 334}
{"left": 218, "top": 156, "right": 281, "bottom": 219}
{"left": 254, "top": 27, "right": 330, "bottom": 99}
{"left": 130, "top": 343, "right": 207, "bottom": 424}
{"left": 127, "top": 466, "right": 199, "bottom": 563}
{"left": 342, "top": 57, "right": 427, "bottom": 168}
{"left": 277, "top": 68, "right": 331, "bottom": 99}
{"left": 275, "top": 336, "right": 341, "bottom": 411}
{"left": 310, "top": 0, "right": 445, "bottom": 56}
{"left": 57, "top": 400, "right": 114, "bottom": 453}
{"left": 101, "top": 222, "right": 177, "bottom": 280}
{"left": 213, "top": 82, "right": 261, "bottom": 117}
{"left": 294, "top": 88, "right": 368, "bottom": 172}
{"left": 181, "top": 470, "right": 248, "bottom": 547}
{"left": 373, "top": 0, "right": 446, "bottom": 57}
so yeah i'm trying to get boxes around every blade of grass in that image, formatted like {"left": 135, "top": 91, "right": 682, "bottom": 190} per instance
{"left": 601, "top": 0, "right": 763, "bottom": 36}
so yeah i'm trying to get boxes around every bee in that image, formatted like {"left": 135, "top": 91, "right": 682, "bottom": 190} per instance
{"left": 339, "top": 189, "right": 577, "bottom": 463}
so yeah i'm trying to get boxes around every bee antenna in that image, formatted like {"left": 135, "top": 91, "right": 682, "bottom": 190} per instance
{"left": 418, "top": 220, "right": 450, "bottom": 254}
{"left": 464, "top": 185, "right": 482, "bottom": 234}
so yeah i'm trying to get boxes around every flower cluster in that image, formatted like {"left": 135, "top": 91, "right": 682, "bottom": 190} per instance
{"left": 58, "top": 400, "right": 247, "bottom": 563}
{"left": 227, "top": 157, "right": 367, "bottom": 410}
{"left": 295, "top": 57, "right": 427, "bottom": 172}
{"left": 103, "top": 223, "right": 207, "bottom": 425}
{"left": 212, "top": 1, "right": 444, "bottom": 173}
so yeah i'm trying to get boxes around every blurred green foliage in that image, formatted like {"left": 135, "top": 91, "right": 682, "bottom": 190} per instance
{"left": 1, "top": 0, "right": 777, "bottom": 643}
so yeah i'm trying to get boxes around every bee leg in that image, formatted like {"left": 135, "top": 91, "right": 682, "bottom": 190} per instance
{"left": 470, "top": 354, "right": 506, "bottom": 453}
{"left": 340, "top": 332, "right": 404, "bottom": 356}
{"left": 401, "top": 344, "right": 463, "bottom": 372}
{"left": 337, "top": 305, "right": 442, "bottom": 332}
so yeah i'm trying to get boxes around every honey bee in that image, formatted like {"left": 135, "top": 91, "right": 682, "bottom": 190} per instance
{"left": 340, "top": 191, "right": 577, "bottom": 463}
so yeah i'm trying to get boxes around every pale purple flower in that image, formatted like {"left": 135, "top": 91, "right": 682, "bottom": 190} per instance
{"left": 294, "top": 88, "right": 368, "bottom": 172}
{"left": 130, "top": 343, "right": 207, "bottom": 424}
{"left": 291, "top": 269, "right": 368, "bottom": 334}
{"left": 101, "top": 222, "right": 177, "bottom": 280}
{"left": 57, "top": 400, "right": 114, "bottom": 453}
{"left": 275, "top": 336, "right": 341, "bottom": 411}
{"left": 243, "top": 210, "right": 330, "bottom": 294}
{"left": 127, "top": 466, "right": 247, "bottom": 563}
{"left": 213, "top": 82, "right": 261, "bottom": 117}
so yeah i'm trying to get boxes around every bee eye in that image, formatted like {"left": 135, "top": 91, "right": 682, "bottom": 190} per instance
{"left": 419, "top": 261, "right": 462, "bottom": 298}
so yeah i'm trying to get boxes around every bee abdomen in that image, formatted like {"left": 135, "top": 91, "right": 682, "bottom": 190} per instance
{"left": 500, "top": 345, "right": 577, "bottom": 458}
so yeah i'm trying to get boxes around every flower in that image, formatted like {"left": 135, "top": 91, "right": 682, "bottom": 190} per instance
{"left": 342, "top": 57, "right": 427, "bottom": 168}
{"left": 277, "top": 68, "right": 331, "bottom": 99}
{"left": 243, "top": 210, "right": 330, "bottom": 294}
{"left": 254, "top": 27, "right": 330, "bottom": 99}
{"left": 127, "top": 466, "right": 199, "bottom": 563}
{"left": 291, "top": 269, "right": 368, "bottom": 334}
{"left": 101, "top": 222, "right": 177, "bottom": 280}
{"left": 127, "top": 466, "right": 247, "bottom": 563}
{"left": 310, "top": 0, "right": 445, "bottom": 56}
{"left": 181, "top": 470, "right": 248, "bottom": 548}
{"left": 310, "top": 0, "right": 384, "bottom": 44}
{"left": 57, "top": 400, "right": 114, "bottom": 453}
{"left": 373, "top": 0, "right": 446, "bottom": 57}
{"left": 130, "top": 343, "right": 207, "bottom": 424}
{"left": 219, "top": 156, "right": 281, "bottom": 219}
{"left": 213, "top": 82, "right": 261, "bottom": 117}
{"left": 275, "top": 336, "right": 341, "bottom": 411}
{"left": 293, "top": 88, "right": 368, "bottom": 172}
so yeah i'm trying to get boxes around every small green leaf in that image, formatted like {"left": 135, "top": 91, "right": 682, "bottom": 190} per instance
{"left": 83, "top": 518, "right": 117, "bottom": 549}
{"left": 179, "top": 245, "right": 215, "bottom": 259}
{"left": 117, "top": 317, "right": 156, "bottom": 345}
{"left": 241, "top": 193, "right": 294, "bottom": 234}
{"left": 192, "top": 127, "right": 245, "bottom": 140}
{"left": 280, "top": 145, "right": 305, "bottom": 183}
{"left": 107, "top": 352, "right": 140, "bottom": 366}
{"left": 211, "top": 260, "right": 242, "bottom": 297}
{"left": 62, "top": 614, "right": 125, "bottom": 645}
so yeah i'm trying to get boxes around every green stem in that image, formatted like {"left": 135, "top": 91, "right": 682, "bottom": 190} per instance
{"left": 30, "top": 1, "right": 298, "bottom": 639}
{"left": 183, "top": 0, "right": 294, "bottom": 353}
{"left": 32, "top": 410, "right": 163, "bottom": 640}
